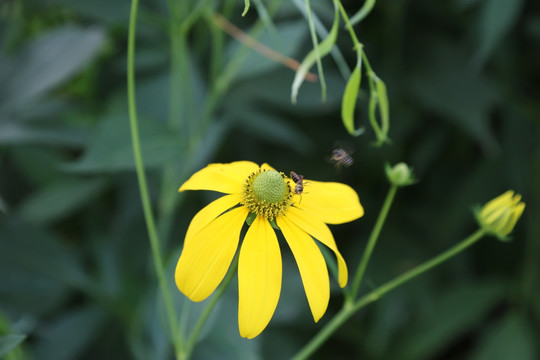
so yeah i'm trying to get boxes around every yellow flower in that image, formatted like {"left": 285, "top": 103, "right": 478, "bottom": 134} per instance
{"left": 477, "top": 190, "right": 525, "bottom": 240}
{"left": 175, "top": 161, "right": 364, "bottom": 338}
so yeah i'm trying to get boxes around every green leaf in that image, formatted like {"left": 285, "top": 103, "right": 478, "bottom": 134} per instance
{"left": 225, "top": 21, "right": 308, "bottom": 82}
{"left": 17, "top": 178, "right": 108, "bottom": 224}
{"left": 0, "top": 220, "right": 89, "bottom": 314}
{"left": 409, "top": 44, "right": 499, "bottom": 154}
{"left": 37, "top": 0, "right": 129, "bottom": 24}
{"left": 0, "top": 121, "right": 88, "bottom": 147}
{"left": 473, "top": 0, "right": 524, "bottom": 68}
{"left": 0, "top": 334, "right": 26, "bottom": 357}
{"left": 230, "top": 108, "right": 313, "bottom": 154}
{"left": 374, "top": 76, "right": 390, "bottom": 144}
{"left": 33, "top": 306, "right": 106, "bottom": 360}
{"left": 470, "top": 312, "right": 537, "bottom": 360}
{"left": 64, "top": 114, "right": 183, "bottom": 173}
{"left": 0, "top": 195, "right": 7, "bottom": 214}
{"left": 243, "top": 0, "right": 250, "bottom": 16}
{"left": 398, "top": 280, "right": 506, "bottom": 360}
{"left": 341, "top": 52, "right": 365, "bottom": 136}
{"left": 454, "top": 0, "right": 483, "bottom": 10}
{"left": 191, "top": 281, "right": 262, "bottom": 360}
{"left": 366, "top": 73, "right": 391, "bottom": 146}
{"left": 291, "top": 1, "right": 339, "bottom": 103}
{"left": 0, "top": 25, "right": 105, "bottom": 113}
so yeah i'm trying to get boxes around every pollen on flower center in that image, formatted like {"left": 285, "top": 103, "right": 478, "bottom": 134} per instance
{"left": 242, "top": 169, "right": 293, "bottom": 220}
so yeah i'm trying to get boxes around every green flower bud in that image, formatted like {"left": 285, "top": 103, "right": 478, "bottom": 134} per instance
{"left": 385, "top": 162, "right": 415, "bottom": 187}
{"left": 476, "top": 190, "right": 525, "bottom": 241}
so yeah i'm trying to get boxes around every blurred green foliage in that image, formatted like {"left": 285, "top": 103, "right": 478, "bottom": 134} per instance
{"left": 1, "top": 0, "right": 539, "bottom": 359}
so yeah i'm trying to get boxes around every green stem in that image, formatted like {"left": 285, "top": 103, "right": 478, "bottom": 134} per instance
{"left": 184, "top": 254, "right": 240, "bottom": 359}
{"left": 337, "top": 0, "right": 386, "bottom": 143}
{"left": 290, "top": 0, "right": 350, "bottom": 80}
{"left": 350, "top": 0, "right": 376, "bottom": 26}
{"left": 127, "top": 0, "right": 183, "bottom": 357}
{"left": 349, "top": 185, "right": 398, "bottom": 301}
{"left": 200, "top": 0, "right": 283, "bottom": 131}
{"left": 336, "top": 0, "right": 376, "bottom": 79}
{"left": 291, "top": 229, "right": 487, "bottom": 360}
{"left": 337, "top": 0, "right": 360, "bottom": 48}
{"left": 305, "top": 0, "right": 327, "bottom": 101}
{"left": 357, "top": 229, "right": 486, "bottom": 304}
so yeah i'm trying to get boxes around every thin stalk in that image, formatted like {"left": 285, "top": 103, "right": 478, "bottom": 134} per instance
{"left": 350, "top": 0, "right": 376, "bottom": 26}
{"left": 184, "top": 254, "right": 240, "bottom": 359}
{"left": 305, "top": 0, "right": 327, "bottom": 101}
{"left": 337, "top": 0, "right": 360, "bottom": 47}
{"left": 349, "top": 185, "right": 397, "bottom": 301}
{"left": 127, "top": 0, "right": 183, "bottom": 357}
{"left": 290, "top": 0, "right": 351, "bottom": 80}
{"left": 200, "top": 0, "right": 284, "bottom": 131}
{"left": 336, "top": 0, "right": 375, "bottom": 78}
{"left": 291, "top": 229, "right": 487, "bottom": 360}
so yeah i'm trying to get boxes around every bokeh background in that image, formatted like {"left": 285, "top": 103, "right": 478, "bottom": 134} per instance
{"left": 1, "top": 0, "right": 539, "bottom": 359}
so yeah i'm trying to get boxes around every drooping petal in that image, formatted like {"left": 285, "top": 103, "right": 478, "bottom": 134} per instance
{"left": 276, "top": 215, "right": 329, "bottom": 322}
{"left": 175, "top": 207, "right": 249, "bottom": 302}
{"left": 296, "top": 180, "right": 364, "bottom": 224}
{"left": 184, "top": 194, "right": 243, "bottom": 246}
{"left": 238, "top": 216, "right": 282, "bottom": 339}
{"left": 284, "top": 207, "right": 348, "bottom": 287}
{"left": 179, "top": 161, "right": 259, "bottom": 194}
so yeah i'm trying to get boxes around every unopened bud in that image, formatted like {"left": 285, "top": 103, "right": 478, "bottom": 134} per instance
{"left": 385, "top": 162, "right": 415, "bottom": 187}
{"left": 476, "top": 190, "right": 525, "bottom": 241}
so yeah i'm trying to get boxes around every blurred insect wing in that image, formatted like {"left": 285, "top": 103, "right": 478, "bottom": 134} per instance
{"left": 329, "top": 148, "right": 354, "bottom": 168}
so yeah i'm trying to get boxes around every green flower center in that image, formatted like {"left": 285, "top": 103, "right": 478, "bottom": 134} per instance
{"left": 242, "top": 169, "right": 292, "bottom": 220}
{"left": 252, "top": 170, "right": 287, "bottom": 203}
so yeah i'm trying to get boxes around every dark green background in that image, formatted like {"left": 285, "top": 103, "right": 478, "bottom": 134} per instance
{"left": 1, "top": 0, "right": 539, "bottom": 359}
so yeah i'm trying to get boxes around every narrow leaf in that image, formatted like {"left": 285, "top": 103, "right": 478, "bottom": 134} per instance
{"left": 367, "top": 74, "right": 391, "bottom": 146}
{"left": 242, "top": 0, "right": 250, "bottom": 16}
{"left": 341, "top": 51, "right": 365, "bottom": 136}
{"left": 473, "top": 0, "right": 524, "bottom": 68}
{"left": 375, "top": 76, "right": 390, "bottom": 139}
{"left": 0, "top": 335, "right": 26, "bottom": 357}
{"left": 291, "top": 1, "right": 339, "bottom": 103}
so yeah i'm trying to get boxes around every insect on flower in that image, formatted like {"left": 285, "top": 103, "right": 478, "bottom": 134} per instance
{"left": 175, "top": 161, "right": 364, "bottom": 339}
{"left": 290, "top": 171, "right": 305, "bottom": 195}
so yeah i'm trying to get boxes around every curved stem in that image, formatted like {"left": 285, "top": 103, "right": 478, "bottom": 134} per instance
{"left": 349, "top": 184, "right": 397, "bottom": 301}
{"left": 127, "top": 1, "right": 183, "bottom": 357}
{"left": 184, "top": 254, "right": 240, "bottom": 359}
{"left": 350, "top": 0, "right": 376, "bottom": 26}
{"left": 291, "top": 229, "right": 486, "bottom": 360}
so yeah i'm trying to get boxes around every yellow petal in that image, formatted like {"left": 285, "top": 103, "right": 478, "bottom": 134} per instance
{"left": 277, "top": 215, "right": 329, "bottom": 322}
{"left": 261, "top": 163, "right": 276, "bottom": 171}
{"left": 179, "top": 161, "right": 259, "bottom": 194}
{"left": 480, "top": 190, "right": 514, "bottom": 218}
{"left": 296, "top": 180, "right": 364, "bottom": 224}
{"left": 175, "top": 207, "right": 249, "bottom": 302}
{"left": 184, "top": 194, "right": 243, "bottom": 246}
{"left": 238, "top": 216, "right": 282, "bottom": 339}
{"left": 284, "top": 207, "right": 348, "bottom": 287}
